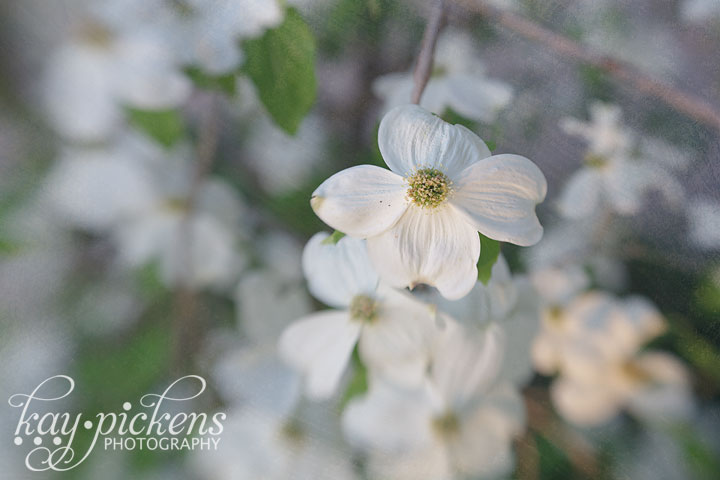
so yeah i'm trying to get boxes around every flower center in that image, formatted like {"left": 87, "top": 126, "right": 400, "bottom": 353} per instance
{"left": 546, "top": 305, "right": 564, "bottom": 326}
{"left": 349, "top": 295, "right": 378, "bottom": 323}
{"left": 431, "top": 411, "right": 460, "bottom": 438}
{"left": 78, "top": 22, "right": 113, "bottom": 48}
{"left": 406, "top": 168, "right": 451, "bottom": 208}
{"left": 621, "top": 361, "right": 653, "bottom": 384}
{"left": 584, "top": 153, "right": 608, "bottom": 169}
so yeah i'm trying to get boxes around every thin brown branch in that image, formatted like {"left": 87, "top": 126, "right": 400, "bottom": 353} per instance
{"left": 172, "top": 92, "right": 221, "bottom": 372}
{"left": 454, "top": 0, "right": 720, "bottom": 133}
{"left": 411, "top": 0, "right": 447, "bottom": 104}
{"left": 524, "top": 388, "right": 599, "bottom": 478}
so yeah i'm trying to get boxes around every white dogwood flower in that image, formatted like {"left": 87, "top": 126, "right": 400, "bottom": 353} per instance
{"left": 532, "top": 291, "right": 665, "bottom": 376}
{"left": 342, "top": 323, "right": 525, "bottom": 480}
{"left": 373, "top": 28, "right": 513, "bottom": 123}
{"left": 279, "top": 232, "right": 438, "bottom": 399}
{"left": 530, "top": 291, "right": 693, "bottom": 426}
{"left": 311, "top": 105, "right": 546, "bottom": 300}
{"left": 557, "top": 102, "right": 684, "bottom": 219}
{"left": 94, "top": 0, "right": 284, "bottom": 75}
{"left": 552, "top": 350, "right": 693, "bottom": 427}
{"left": 42, "top": 19, "right": 190, "bottom": 142}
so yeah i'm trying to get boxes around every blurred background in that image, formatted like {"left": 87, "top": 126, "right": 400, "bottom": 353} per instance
{"left": 0, "top": 0, "right": 719, "bottom": 479}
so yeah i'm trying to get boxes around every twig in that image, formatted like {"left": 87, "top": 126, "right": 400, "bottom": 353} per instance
{"left": 411, "top": 0, "right": 447, "bottom": 104}
{"left": 453, "top": 0, "right": 720, "bottom": 133}
{"left": 524, "top": 388, "right": 599, "bottom": 478}
{"left": 172, "top": 92, "right": 221, "bottom": 372}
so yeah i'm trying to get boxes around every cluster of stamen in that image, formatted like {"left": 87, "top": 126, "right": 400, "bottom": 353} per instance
{"left": 431, "top": 411, "right": 460, "bottom": 438}
{"left": 78, "top": 22, "right": 113, "bottom": 47}
{"left": 584, "top": 153, "right": 608, "bottom": 169}
{"left": 406, "top": 168, "right": 451, "bottom": 209}
{"left": 546, "top": 305, "right": 564, "bottom": 326}
{"left": 349, "top": 295, "right": 378, "bottom": 323}
{"left": 621, "top": 361, "right": 653, "bottom": 384}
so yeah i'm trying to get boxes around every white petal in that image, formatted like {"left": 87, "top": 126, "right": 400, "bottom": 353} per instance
{"left": 342, "top": 378, "right": 434, "bottom": 452}
{"left": 278, "top": 310, "right": 361, "bottom": 399}
{"left": 556, "top": 168, "right": 603, "bottom": 219}
{"left": 446, "top": 73, "right": 513, "bottom": 123}
{"left": 430, "top": 322, "right": 506, "bottom": 408}
{"left": 551, "top": 377, "right": 621, "bottom": 426}
{"left": 451, "top": 386, "right": 523, "bottom": 477}
{"left": 212, "top": 344, "right": 301, "bottom": 417}
{"left": 302, "top": 232, "right": 379, "bottom": 308}
{"left": 358, "top": 288, "right": 437, "bottom": 387}
{"left": 378, "top": 104, "right": 492, "bottom": 178}
{"left": 43, "top": 44, "right": 119, "bottom": 141}
{"left": 451, "top": 154, "right": 547, "bottom": 246}
{"left": 366, "top": 205, "right": 480, "bottom": 300}
{"left": 236, "top": 271, "right": 313, "bottom": 343}
{"left": 602, "top": 160, "right": 646, "bottom": 215}
{"left": 311, "top": 165, "right": 408, "bottom": 238}
{"left": 626, "top": 352, "right": 694, "bottom": 422}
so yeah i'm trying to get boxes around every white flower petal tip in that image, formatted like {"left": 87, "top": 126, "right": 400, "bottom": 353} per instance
{"left": 310, "top": 165, "right": 408, "bottom": 238}
{"left": 452, "top": 154, "right": 547, "bottom": 246}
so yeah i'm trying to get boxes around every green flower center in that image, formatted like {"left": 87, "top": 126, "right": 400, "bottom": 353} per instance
{"left": 78, "top": 22, "right": 113, "bottom": 48}
{"left": 431, "top": 411, "right": 460, "bottom": 438}
{"left": 547, "top": 305, "right": 564, "bottom": 326}
{"left": 584, "top": 153, "right": 608, "bottom": 169}
{"left": 349, "top": 295, "right": 378, "bottom": 323}
{"left": 407, "top": 168, "right": 451, "bottom": 208}
{"left": 431, "top": 65, "right": 448, "bottom": 78}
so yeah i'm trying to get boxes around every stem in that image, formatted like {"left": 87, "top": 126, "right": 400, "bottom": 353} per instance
{"left": 411, "top": 0, "right": 447, "bottom": 104}
{"left": 172, "top": 92, "right": 221, "bottom": 372}
{"left": 454, "top": 0, "right": 720, "bottom": 133}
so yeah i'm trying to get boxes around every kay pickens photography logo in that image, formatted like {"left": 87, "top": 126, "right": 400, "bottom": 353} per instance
{"left": 7, "top": 375, "right": 225, "bottom": 472}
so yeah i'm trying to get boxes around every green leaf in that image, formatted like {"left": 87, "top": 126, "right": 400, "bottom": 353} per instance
{"left": 126, "top": 107, "right": 185, "bottom": 147}
{"left": 340, "top": 348, "right": 368, "bottom": 410}
{"left": 322, "top": 230, "right": 346, "bottom": 245}
{"left": 184, "top": 66, "right": 237, "bottom": 95}
{"left": 694, "top": 270, "right": 720, "bottom": 316}
{"left": 477, "top": 233, "right": 501, "bottom": 285}
{"left": 242, "top": 8, "right": 317, "bottom": 135}
{"left": 535, "top": 433, "right": 574, "bottom": 480}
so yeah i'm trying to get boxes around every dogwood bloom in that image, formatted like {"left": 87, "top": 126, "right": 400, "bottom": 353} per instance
{"left": 43, "top": 19, "right": 190, "bottom": 142}
{"left": 373, "top": 29, "right": 513, "bottom": 122}
{"left": 531, "top": 291, "right": 693, "bottom": 426}
{"left": 532, "top": 291, "right": 665, "bottom": 376}
{"left": 557, "top": 102, "right": 684, "bottom": 219}
{"left": 44, "top": 134, "right": 246, "bottom": 290}
{"left": 201, "top": 339, "right": 356, "bottom": 480}
{"left": 311, "top": 105, "right": 546, "bottom": 300}
{"left": 342, "top": 323, "right": 525, "bottom": 480}
{"left": 279, "top": 232, "right": 437, "bottom": 399}
{"left": 94, "top": 0, "right": 285, "bottom": 75}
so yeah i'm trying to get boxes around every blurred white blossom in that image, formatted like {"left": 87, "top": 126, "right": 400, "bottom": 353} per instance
{"left": 343, "top": 323, "right": 524, "bottom": 480}
{"left": 558, "top": 102, "right": 684, "bottom": 219}
{"left": 279, "top": 232, "right": 437, "bottom": 398}
{"left": 374, "top": 28, "right": 513, "bottom": 123}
